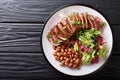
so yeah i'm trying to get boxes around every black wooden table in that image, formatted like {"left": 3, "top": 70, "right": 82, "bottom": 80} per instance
{"left": 0, "top": 0, "right": 120, "bottom": 79}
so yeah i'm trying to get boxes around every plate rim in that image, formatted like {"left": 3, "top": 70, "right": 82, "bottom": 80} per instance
{"left": 41, "top": 3, "right": 114, "bottom": 76}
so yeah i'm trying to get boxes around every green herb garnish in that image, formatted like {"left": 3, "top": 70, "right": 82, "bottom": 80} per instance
{"left": 47, "top": 34, "right": 51, "bottom": 40}
{"left": 62, "top": 26, "right": 66, "bottom": 30}
{"left": 82, "top": 22, "right": 86, "bottom": 27}
{"left": 71, "top": 20, "right": 75, "bottom": 25}
{"left": 56, "top": 31, "right": 60, "bottom": 35}
{"left": 64, "top": 35, "right": 68, "bottom": 40}
{"left": 68, "top": 13, "right": 73, "bottom": 19}
{"left": 88, "top": 16, "right": 91, "bottom": 21}
{"left": 54, "top": 39, "right": 59, "bottom": 44}
{"left": 99, "top": 22, "right": 105, "bottom": 27}
{"left": 76, "top": 20, "right": 80, "bottom": 24}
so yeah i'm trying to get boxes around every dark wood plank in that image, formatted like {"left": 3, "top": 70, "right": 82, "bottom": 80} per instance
{"left": 0, "top": 0, "right": 119, "bottom": 24}
{"left": 0, "top": 54, "right": 119, "bottom": 79}
{"left": 0, "top": 0, "right": 119, "bottom": 79}
{"left": 0, "top": 23, "right": 42, "bottom": 53}
{"left": 0, "top": 23, "right": 119, "bottom": 54}
{"left": 0, "top": 23, "right": 119, "bottom": 79}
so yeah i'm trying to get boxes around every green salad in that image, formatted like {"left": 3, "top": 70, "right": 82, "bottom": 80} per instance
{"left": 70, "top": 28, "right": 107, "bottom": 64}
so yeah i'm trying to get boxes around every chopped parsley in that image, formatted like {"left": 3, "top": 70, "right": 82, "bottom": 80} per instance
{"left": 76, "top": 20, "right": 80, "bottom": 24}
{"left": 47, "top": 34, "right": 51, "bottom": 40}
{"left": 62, "top": 26, "right": 66, "bottom": 30}
{"left": 82, "top": 22, "right": 87, "bottom": 27}
{"left": 99, "top": 22, "right": 105, "bottom": 27}
{"left": 65, "top": 36, "right": 68, "bottom": 39}
{"left": 70, "top": 20, "right": 75, "bottom": 25}
{"left": 68, "top": 13, "right": 74, "bottom": 20}
{"left": 88, "top": 16, "right": 91, "bottom": 21}
{"left": 54, "top": 39, "right": 59, "bottom": 44}
{"left": 56, "top": 31, "right": 60, "bottom": 35}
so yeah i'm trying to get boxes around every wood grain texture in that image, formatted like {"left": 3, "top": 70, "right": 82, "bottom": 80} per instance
{"left": 0, "top": 23, "right": 119, "bottom": 79}
{"left": 0, "top": 23, "right": 118, "bottom": 54}
{"left": 0, "top": 23, "right": 42, "bottom": 53}
{"left": 0, "top": 55, "right": 119, "bottom": 79}
{"left": 0, "top": 0, "right": 119, "bottom": 79}
{"left": 0, "top": 0, "right": 119, "bottom": 24}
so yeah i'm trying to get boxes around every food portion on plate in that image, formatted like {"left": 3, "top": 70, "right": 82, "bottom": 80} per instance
{"left": 47, "top": 12, "right": 107, "bottom": 69}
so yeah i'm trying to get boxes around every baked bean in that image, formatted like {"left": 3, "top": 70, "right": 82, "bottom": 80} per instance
{"left": 79, "top": 54, "right": 82, "bottom": 58}
{"left": 54, "top": 56, "right": 58, "bottom": 60}
{"left": 69, "top": 63, "right": 72, "bottom": 67}
{"left": 53, "top": 52, "right": 57, "bottom": 56}
{"left": 63, "top": 57, "right": 67, "bottom": 60}
{"left": 70, "top": 59, "right": 73, "bottom": 63}
{"left": 73, "top": 58, "right": 76, "bottom": 61}
{"left": 68, "top": 55, "right": 72, "bottom": 58}
{"left": 61, "top": 45, "right": 65, "bottom": 49}
{"left": 65, "top": 62, "right": 68, "bottom": 66}
{"left": 68, "top": 52, "right": 71, "bottom": 55}
{"left": 66, "top": 47, "right": 69, "bottom": 49}
{"left": 56, "top": 52, "right": 61, "bottom": 57}
{"left": 75, "top": 59, "right": 79, "bottom": 64}
{"left": 74, "top": 55, "right": 78, "bottom": 58}
{"left": 53, "top": 46, "right": 56, "bottom": 50}
{"left": 72, "top": 50, "right": 75, "bottom": 53}
{"left": 65, "top": 49, "right": 67, "bottom": 52}
{"left": 53, "top": 44, "right": 82, "bottom": 69}
{"left": 57, "top": 57, "right": 60, "bottom": 61}
{"left": 61, "top": 52, "right": 64, "bottom": 56}
{"left": 54, "top": 50, "right": 57, "bottom": 53}
{"left": 68, "top": 49, "right": 71, "bottom": 52}
{"left": 76, "top": 64, "right": 80, "bottom": 69}
{"left": 71, "top": 54, "right": 75, "bottom": 57}
{"left": 60, "top": 57, "right": 63, "bottom": 61}
{"left": 61, "top": 49, "right": 64, "bottom": 53}
{"left": 56, "top": 48, "right": 60, "bottom": 52}
{"left": 60, "top": 61, "right": 65, "bottom": 66}
{"left": 65, "top": 58, "right": 69, "bottom": 63}
{"left": 57, "top": 46, "right": 61, "bottom": 49}
{"left": 75, "top": 52, "right": 78, "bottom": 55}
{"left": 73, "top": 64, "right": 77, "bottom": 68}
{"left": 63, "top": 52, "right": 67, "bottom": 56}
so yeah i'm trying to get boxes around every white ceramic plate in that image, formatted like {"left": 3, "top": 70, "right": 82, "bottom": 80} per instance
{"left": 41, "top": 4, "right": 113, "bottom": 76}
